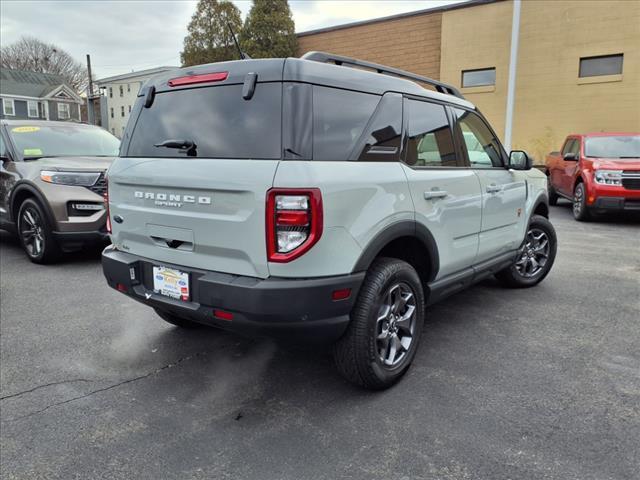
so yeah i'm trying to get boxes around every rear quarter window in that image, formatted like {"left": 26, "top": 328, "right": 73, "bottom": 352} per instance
{"left": 125, "top": 83, "right": 282, "bottom": 159}
{"left": 312, "top": 86, "right": 379, "bottom": 161}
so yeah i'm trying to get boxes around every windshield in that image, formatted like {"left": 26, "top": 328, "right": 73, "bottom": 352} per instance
{"left": 7, "top": 124, "right": 120, "bottom": 159}
{"left": 584, "top": 135, "right": 640, "bottom": 159}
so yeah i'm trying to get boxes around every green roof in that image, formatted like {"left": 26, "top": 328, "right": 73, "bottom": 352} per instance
{"left": 0, "top": 67, "right": 69, "bottom": 98}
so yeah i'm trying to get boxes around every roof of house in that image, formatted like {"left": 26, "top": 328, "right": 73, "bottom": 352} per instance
{"left": 0, "top": 67, "right": 70, "bottom": 98}
{"left": 297, "top": 0, "right": 500, "bottom": 37}
{"left": 95, "top": 66, "right": 179, "bottom": 85}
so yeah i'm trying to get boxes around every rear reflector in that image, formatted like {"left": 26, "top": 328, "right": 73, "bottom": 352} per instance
{"left": 116, "top": 283, "right": 128, "bottom": 293}
{"left": 332, "top": 288, "right": 351, "bottom": 301}
{"left": 168, "top": 72, "right": 228, "bottom": 87}
{"left": 214, "top": 309, "right": 234, "bottom": 321}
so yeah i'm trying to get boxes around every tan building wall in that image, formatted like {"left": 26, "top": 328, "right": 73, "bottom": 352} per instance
{"left": 440, "top": 0, "right": 640, "bottom": 162}
{"left": 298, "top": 0, "right": 640, "bottom": 163}
{"left": 297, "top": 11, "right": 442, "bottom": 80}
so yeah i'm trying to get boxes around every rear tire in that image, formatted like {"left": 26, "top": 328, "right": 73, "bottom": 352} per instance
{"left": 495, "top": 214, "right": 557, "bottom": 288}
{"left": 154, "top": 308, "right": 202, "bottom": 329}
{"left": 17, "top": 198, "right": 61, "bottom": 264}
{"left": 572, "top": 182, "right": 590, "bottom": 221}
{"left": 333, "top": 258, "right": 425, "bottom": 390}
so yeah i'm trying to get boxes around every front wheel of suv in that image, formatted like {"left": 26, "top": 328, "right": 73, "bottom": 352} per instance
{"left": 333, "top": 258, "right": 425, "bottom": 390}
{"left": 17, "top": 198, "right": 60, "bottom": 264}
{"left": 495, "top": 214, "right": 557, "bottom": 288}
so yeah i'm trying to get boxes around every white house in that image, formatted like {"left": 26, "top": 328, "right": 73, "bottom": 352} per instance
{"left": 95, "top": 66, "right": 178, "bottom": 138}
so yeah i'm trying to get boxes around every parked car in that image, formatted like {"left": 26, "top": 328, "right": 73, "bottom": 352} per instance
{"left": 0, "top": 120, "right": 119, "bottom": 263}
{"left": 102, "top": 53, "right": 556, "bottom": 389}
{"left": 545, "top": 133, "right": 640, "bottom": 220}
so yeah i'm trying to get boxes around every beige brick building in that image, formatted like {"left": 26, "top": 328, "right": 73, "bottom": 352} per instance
{"left": 298, "top": 0, "right": 640, "bottom": 162}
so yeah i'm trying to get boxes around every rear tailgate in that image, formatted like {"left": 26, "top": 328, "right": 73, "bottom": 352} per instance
{"left": 108, "top": 158, "right": 277, "bottom": 278}
{"left": 108, "top": 60, "right": 285, "bottom": 279}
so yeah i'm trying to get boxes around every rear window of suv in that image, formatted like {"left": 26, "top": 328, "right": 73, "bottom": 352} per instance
{"left": 125, "top": 83, "right": 281, "bottom": 159}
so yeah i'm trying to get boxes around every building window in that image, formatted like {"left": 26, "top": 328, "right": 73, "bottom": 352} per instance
{"left": 128, "top": 105, "right": 131, "bottom": 113}
{"left": 119, "top": 85, "right": 124, "bottom": 97}
{"left": 579, "top": 54, "right": 623, "bottom": 78}
{"left": 57, "top": 103, "right": 70, "bottom": 120}
{"left": 462, "top": 68, "right": 496, "bottom": 88}
{"left": 127, "top": 83, "right": 131, "bottom": 93}
{"left": 109, "top": 87, "right": 113, "bottom": 98}
{"left": 27, "top": 100, "right": 39, "bottom": 118}
{"left": 112, "top": 128, "right": 115, "bottom": 135}
{"left": 2, "top": 99, "right": 15, "bottom": 116}
{"left": 110, "top": 107, "right": 114, "bottom": 118}
{"left": 121, "top": 106, "right": 125, "bottom": 117}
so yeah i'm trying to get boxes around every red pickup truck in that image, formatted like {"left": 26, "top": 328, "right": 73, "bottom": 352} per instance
{"left": 545, "top": 133, "right": 640, "bottom": 220}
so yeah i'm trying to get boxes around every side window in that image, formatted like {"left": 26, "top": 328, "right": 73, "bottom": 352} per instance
{"left": 405, "top": 99, "right": 457, "bottom": 167}
{"left": 569, "top": 139, "right": 581, "bottom": 156}
{"left": 352, "top": 92, "right": 402, "bottom": 162}
{"left": 453, "top": 109, "right": 504, "bottom": 168}
{"left": 561, "top": 139, "right": 575, "bottom": 155}
{"left": 313, "top": 86, "right": 379, "bottom": 161}
{"left": 0, "top": 134, "right": 6, "bottom": 158}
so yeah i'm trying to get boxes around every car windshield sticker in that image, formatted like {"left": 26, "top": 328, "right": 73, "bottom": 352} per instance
{"left": 12, "top": 126, "right": 40, "bottom": 133}
{"left": 23, "top": 148, "right": 43, "bottom": 156}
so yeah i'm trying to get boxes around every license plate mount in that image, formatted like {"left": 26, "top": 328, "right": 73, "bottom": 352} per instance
{"left": 152, "top": 266, "right": 190, "bottom": 301}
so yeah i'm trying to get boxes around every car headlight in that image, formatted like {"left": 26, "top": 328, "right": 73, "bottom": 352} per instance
{"left": 40, "top": 170, "right": 101, "bottom": 186}
{"left": 594, "top": 169, "right": 622, "bottom": 185}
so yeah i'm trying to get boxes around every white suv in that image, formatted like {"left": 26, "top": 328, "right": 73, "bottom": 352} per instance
{"left": 102, "top": 53, "right": 557, "bottom": 389}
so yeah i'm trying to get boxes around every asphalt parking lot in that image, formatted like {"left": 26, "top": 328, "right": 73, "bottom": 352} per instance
{"left": 1, "top": 201, "right": 638, "bottom": 480}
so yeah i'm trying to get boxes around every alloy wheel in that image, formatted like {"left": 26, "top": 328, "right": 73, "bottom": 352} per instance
{"left": 515, "top": 227, "right": 550, "bottom": 278}
{"left": 376, "top": 282, "right": 417, "bottom": 367}
{"left": 573, "top": 184, "right": 584, "bottom": 217}
{"left": 19, "top": 207, "right": 45, "bottom": 258}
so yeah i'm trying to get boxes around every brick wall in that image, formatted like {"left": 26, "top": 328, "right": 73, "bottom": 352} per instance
{"left": 297, "top": 12, "right": 442, "bottom": 80}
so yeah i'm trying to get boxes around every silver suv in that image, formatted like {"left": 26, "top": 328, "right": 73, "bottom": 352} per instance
{"left": 102, "top": 53, "right": 557, "bottom": 389}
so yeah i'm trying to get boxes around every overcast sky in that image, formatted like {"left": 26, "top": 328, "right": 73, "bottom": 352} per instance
{"left": 1, "top": 0, "right": 465, "bottom": 79}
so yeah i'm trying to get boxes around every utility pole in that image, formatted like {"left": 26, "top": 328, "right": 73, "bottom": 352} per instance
{"left": 504, "top": 0, "right": 521, "bottom": 152}
{"left": 86, "top": 54, "right": 95, "bottom": 125}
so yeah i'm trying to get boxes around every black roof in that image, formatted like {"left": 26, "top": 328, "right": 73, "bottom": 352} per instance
{"left": 142, "top": 57, "right": 474, "bottom": 109}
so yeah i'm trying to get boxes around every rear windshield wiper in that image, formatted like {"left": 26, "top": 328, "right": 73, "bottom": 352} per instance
{"left": 154, "top": 139, "right": 197, "bottom": 157}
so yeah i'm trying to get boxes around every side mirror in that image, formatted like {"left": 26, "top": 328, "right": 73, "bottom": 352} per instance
{"left": 563, "top": 152, "right": 579, "bottom": 161}
{"left": 509, "top": 150, "right": 532, "bottom": 170}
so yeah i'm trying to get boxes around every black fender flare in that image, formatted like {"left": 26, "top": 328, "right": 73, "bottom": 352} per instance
{"left": 9, "top": 181, "right": 57, "bottom": 227}
{"left": 531, "top": 193, "right": 549, "bottom": 218}
{"left": 351, "top": 220, "right": 439, "bottom": 282}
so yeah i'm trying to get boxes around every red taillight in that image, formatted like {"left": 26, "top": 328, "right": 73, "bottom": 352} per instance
{"left": 214, "top": 309, "right": 234, "bottom": 321}
{"left": 104, "top": 174, "right": 111, "bottom": 234}
{"left": 266, "top": 188, "right": 323, "bottom": 263}
{"left": 332, "top": 288, "right": 352, "bottom": 301}
{"left": 168, "top": 71, "right": 228, "bottom": 87}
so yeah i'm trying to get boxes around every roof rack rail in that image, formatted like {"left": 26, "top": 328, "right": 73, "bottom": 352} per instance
{"left": 301, "top": 51, "right": 464, "bottom": 99}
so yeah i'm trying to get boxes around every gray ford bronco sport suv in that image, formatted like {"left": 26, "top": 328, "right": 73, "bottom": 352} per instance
{"left": 102, "top": 52, "right": 557, "bottom": 389}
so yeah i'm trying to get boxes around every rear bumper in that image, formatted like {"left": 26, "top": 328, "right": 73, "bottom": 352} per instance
{"left": 592, "top": 197, "right": 640, "bottom": 211}
{"left": 101, "top": 246, "right": 364, "bottom": 342}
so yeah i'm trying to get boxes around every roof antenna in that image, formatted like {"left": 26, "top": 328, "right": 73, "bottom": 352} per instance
{"left": 227, "top": 22, "right": 250, "bottom": 60}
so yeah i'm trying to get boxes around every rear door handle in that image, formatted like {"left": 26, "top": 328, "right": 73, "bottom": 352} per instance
{"left": 486, "top": 184, "right": 502, "bottom": 194}
{"left": 424, "top": 190, "right": 448, "bottom": 200}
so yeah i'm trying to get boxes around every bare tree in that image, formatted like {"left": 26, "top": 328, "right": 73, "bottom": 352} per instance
{"left": 1, "top": 36, "right": 88, "bottom": 93}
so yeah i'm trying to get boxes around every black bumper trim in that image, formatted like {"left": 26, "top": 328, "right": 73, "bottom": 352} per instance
{"left": 53, "top": 230, "right": 110, "bottom": 252}
{"left": 593, "top": 197, "right": 640, "bottom": 211}
{"left": 101, "top": 246, "right": 364, "bottom": 342}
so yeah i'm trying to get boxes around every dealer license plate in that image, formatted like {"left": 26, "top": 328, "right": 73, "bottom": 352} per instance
{"left": 152, "top": 266, "right": 190, "bottom": 301}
